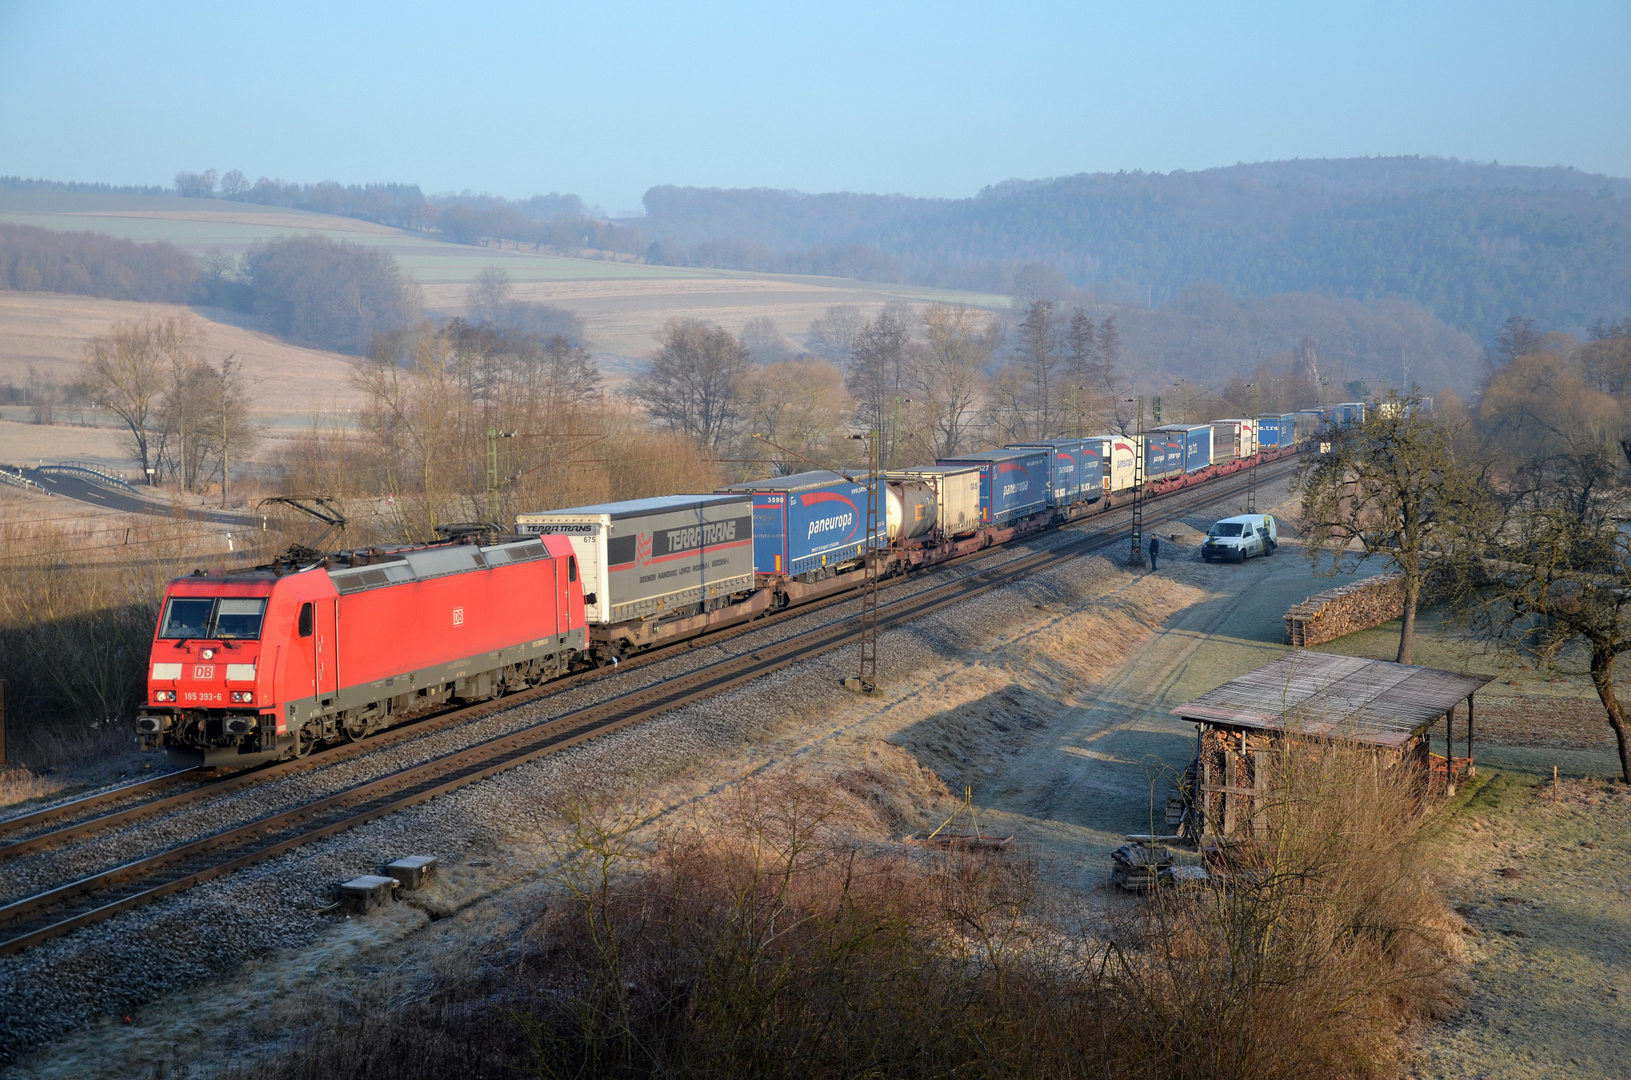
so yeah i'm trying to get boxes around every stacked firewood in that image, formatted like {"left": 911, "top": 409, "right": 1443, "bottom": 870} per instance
{"left": 1285, "top": 572, "right": 1405, "bottom": 646}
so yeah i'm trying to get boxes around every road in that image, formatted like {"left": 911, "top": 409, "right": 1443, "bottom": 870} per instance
{"left": 21, "top": 468, "right": 257, "bottom": 526}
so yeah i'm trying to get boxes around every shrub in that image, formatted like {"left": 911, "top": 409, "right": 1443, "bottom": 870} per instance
{"left": 248, "top": 750, "right": 1462, "bottom": 1080}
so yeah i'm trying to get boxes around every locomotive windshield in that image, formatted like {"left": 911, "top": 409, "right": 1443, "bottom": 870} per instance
{"left": 159, "top": 597, "right": 268, "bottom": 640}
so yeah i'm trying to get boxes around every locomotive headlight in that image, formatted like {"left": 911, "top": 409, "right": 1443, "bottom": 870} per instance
{"left": 200, "top": 648, "right": 216, "bottom": 660}
{"left": 154, "top": 690, "right": 176, "bottom": 702}
{"left": 230, "top": 691, "right": 254, "bottom": 703}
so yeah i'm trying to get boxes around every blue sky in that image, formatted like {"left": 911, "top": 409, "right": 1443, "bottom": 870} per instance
{"left": 1, "top": 0, "right": 1626, "bottom": 213}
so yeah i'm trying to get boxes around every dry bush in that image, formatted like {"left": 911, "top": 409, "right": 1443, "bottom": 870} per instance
{"left": 0, "top": 511, "right": 282, "bottom": 768}
{"left": 270, "top": 402, "right": 722, "bottom": 545}
{"left": 1106, "top": 740, "right": 1463, "bottom": 1079}
{"left": 252, "top": 752, "right": 1462, "bottom": 1080}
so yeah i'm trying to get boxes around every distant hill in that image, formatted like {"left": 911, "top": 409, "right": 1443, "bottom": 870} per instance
{"left": 634, "top": 157, "right": 1631, "bottom": 337}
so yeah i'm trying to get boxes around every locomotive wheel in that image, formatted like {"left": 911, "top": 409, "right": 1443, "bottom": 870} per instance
{"left": 341, "top": 714, "right": 367, "bottom": 742}
{"left": 292, "top": 727, "right": 315, "bottom": 758}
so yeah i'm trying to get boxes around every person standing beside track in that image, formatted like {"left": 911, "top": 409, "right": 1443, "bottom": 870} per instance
{"left": 1148, "top": 534, "right": 1160, "bottom": 570}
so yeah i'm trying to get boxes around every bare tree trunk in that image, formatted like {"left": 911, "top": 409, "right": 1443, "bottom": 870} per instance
{"left": 1589, "top": 647, "right": 1631, "bottom": 783}
{"left": 1396, "top": 575, "right": 1419, "bottom": 665}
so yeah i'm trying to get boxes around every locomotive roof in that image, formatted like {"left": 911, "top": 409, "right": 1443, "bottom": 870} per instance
{"left": 719, "top": 469, "right": 871, "bottom": 492}
{"left": 517, "top": 492, "right": 748, "bottom": 520}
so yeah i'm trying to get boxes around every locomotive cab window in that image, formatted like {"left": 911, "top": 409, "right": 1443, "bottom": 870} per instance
{"left": 159, "top": 599, "right": 214, "bottom": 640}
{"left": 567, "top": 557, "right": 578, "bottom": 583}
{"left": 158, "top": 597, "right": 269, "bottom": 640}
{"left": 298, "top": 602, "right": 314, "bottom": 638}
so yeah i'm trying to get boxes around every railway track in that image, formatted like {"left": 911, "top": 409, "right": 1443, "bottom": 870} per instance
{"left": 0, "top": 460, "right": 1294, "bottom": 956}
{"left": 0, "top": 457, "right": 1238, "bottom": 855}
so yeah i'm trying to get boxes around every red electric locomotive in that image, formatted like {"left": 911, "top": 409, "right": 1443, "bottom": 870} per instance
{"left": 138, "top": 535, "right": 587, "bottom": 766}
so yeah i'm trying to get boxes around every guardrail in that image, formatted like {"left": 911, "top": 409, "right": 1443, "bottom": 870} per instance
{"left": 35, "top": 462, "right": 138, "bottom": 495}
{"left": 0, "top": 467, "right": 49, "bottom": 495}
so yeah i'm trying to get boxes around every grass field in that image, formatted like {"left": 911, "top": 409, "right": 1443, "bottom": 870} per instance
{"left": 1, "top": 191, "right": 1011, "bottom": 380}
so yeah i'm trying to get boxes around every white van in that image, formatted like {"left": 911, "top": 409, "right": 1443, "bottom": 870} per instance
{"left": 1202, "top": 514, "right": 1278, "bottom": 563}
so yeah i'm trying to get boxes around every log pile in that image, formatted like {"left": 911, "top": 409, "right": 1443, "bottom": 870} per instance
{"left": 1285, "top": 572, "right": 1405, "bottom": 646}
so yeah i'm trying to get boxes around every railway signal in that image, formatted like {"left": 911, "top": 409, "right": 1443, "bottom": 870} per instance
{"left": 1127, "top": 397, "right": 1146, "bottom": 569}
{"left": 748, "top": 431, "right": 881, "bottom": 694}
{"left": 849, "top": 430, "right": 879, "bottom": 694}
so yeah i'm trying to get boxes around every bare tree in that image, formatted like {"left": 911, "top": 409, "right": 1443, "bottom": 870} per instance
{"left": 151, "top": 326, "right": 214, "bottom": 490}
{"left": 25, "top": 365, "right": 56, "bottom": 425}
{"left": 743, "top": 359, "right": 853, "bottom": 474}
{"left": 1492, "top": 315, "right": 1543, "bottom": 368}
{"left": 845, "top": 304, "right": 913, "bottom": 466}
{"left": 630, "top": 319, "right": 751, "bottom": 452}
{"left": 219, "top": 169, "right": 249, "bottom": 197}
{"left": 1301, "top": 394, "right": 1488, "bottom": 664}
{"left": 992, "top": 299, "right": 1061, "bottom": 441}
{"left": 1478, "top": 351, "right": 1623, "bottom": 519}
{"left": 740, "top": 317, "right": 792, "bottom": 364}
{"left": 806, "top": 305, "right": 864, "bottom": 361}
{"left": 1463, "top": 493, "right": 1631, "bottom": 783}
{"left": 1064, "top": 307, "right": 1105, "bottom": 436}
{"left": 80, "top": 316, "right": 198, "bottom": 483}
{"left": 205, "top": 356, "right": 261, "bottom": 507}
{"left": 909, "top": 304, "right": 999, "bottom": 458}
{"left": 468, "top": 266, "right": 514, "bottom": 322}
{"left": 174, "top": 169, "right": 218, "bottom": 198}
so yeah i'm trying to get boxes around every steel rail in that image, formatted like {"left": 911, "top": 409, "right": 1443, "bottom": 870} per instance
{"left": 0, "top": 459, "right": 1292, "bottom": 860}
{"left": 0, "top": 769, "right": 203, "bottom": 842}
{"left": 0, "top": 459, "right": 1295, "bottom": 956}
{"left": 0, "top": 459, "right": 1249, "bottom": 853}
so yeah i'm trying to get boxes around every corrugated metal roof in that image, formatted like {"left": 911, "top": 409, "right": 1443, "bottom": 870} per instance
{"left": 1171, "top": 653, "right": 1491, "bottom": 748}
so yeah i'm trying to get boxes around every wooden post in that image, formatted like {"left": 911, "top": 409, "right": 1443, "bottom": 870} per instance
{"left": 1467, "top": 693, "right": 1475, "bottom": 766}
{"left": 1252, "top": 749, "right": 1268, "bottom": 839}
{"left": 1445, "top": 708, "right": 1452, "bottom": 781}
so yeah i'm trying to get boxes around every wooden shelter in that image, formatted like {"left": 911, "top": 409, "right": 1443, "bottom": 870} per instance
{"left": 1170, "top": 653, "right": 1490, "bottom": 838}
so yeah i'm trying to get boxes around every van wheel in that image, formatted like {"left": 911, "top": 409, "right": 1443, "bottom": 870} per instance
{"left": 1265, "top": 541, "right": 1276, "bottom": 557}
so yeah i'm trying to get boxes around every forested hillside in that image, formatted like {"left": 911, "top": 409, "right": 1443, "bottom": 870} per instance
{"left": 637, "top": 157, "right": 1631, "bottom": 337}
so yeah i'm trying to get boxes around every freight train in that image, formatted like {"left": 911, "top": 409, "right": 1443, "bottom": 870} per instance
{"left": 139, "top": 417, "right": 1312, "bottom": 767}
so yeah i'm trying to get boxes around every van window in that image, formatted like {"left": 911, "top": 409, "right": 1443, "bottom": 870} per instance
{"left": 298, "top": 602, "right": 314, "bottom": 638}
{"left": 1208, "top": 522, "right": 1244, "bottom": 538}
